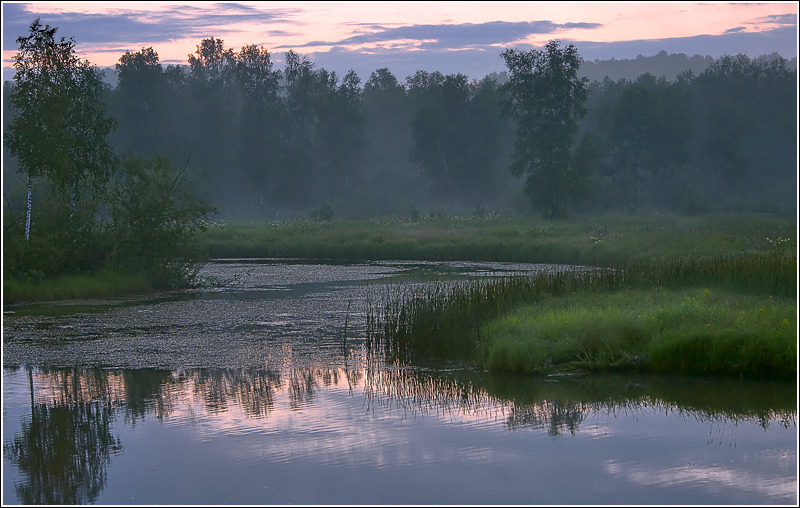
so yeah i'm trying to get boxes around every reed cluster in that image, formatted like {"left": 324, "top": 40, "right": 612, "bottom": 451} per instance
{"left": 367, "top": 253, "right": 797, "bottom": 380}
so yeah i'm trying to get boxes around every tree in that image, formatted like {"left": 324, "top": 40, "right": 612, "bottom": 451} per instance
{"left": 500, "top": 41, "right": 589, "bottom": 218}
{"left": 112, "top": 47, "right": 167, "bottom": 155}
{"left": 692, "top": 53, "right": 795, "bottom": 207}
{"left": 187, "top": 37, "right": 234, "bottom": 82}
{"left": 4, "top": 18, "right": 116, "bottom": 241}
{"left": 109, "top": 153, "right": 217, "bottom": 287}
{"left": 598, "top": 74, "right": 692, "bottom": 213}
{"left": 408, "top": 72, "right": 469, "bottom": 196}
{"left": 231, "top": 44, "right": 282, "bottom": 214}
{"left": 185, "top": 37, "right": 240, "bottom": 204}
{"left": 316, "top": 69, "right": 365, "bottom": 195}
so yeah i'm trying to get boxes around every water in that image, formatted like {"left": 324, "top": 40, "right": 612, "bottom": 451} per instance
{"left": 3, "top": 259, "right": 797, "bottom": 505}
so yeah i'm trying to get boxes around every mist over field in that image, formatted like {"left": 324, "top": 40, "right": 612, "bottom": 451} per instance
{"left": 3, "top": 43, "right": 797, "bottom": 224}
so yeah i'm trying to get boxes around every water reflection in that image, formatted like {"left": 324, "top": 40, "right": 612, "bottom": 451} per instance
{"left": 4, "top": 365, "right": 795, "bottom": 504}
{"left": 3, "top": 367, "right": 123, "bottom": 504}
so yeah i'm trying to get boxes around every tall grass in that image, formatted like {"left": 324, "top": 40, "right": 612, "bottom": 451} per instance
{"left": 366, "top": 253, "right": 797, "bottom": 380}
{"left": 482, "top": 288, "right": 796, "bottom": 380}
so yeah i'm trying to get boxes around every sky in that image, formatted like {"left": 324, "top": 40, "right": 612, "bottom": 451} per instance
{"left": 1, "top": 1, "right": 798, "bottom": 82}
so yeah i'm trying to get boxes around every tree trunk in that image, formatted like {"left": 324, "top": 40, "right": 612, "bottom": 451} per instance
{"left": 24, "top": 175, "right": 32, "bottom": 242}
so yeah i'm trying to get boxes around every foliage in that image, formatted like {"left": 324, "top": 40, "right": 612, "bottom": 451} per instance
{"left": 107, "top": 153, "right": 218, "bottom": 287}
{"left": 691, "top": 54, "right": 797, "bottom": 204}
{"left": 500, "top": 41, "right": 590, "bottom": 218}
{"left": 2, "top": 22, "right": 219, "bottom": 295}
{"left": 368, "top": 257, "right": 796, "bottom": 380}
{"left": 407, "top": 72, "right": 509, "bottom": 204}
{"left": 591, "top": 74, "right": 693, "bottom": 213}
{"left": 308, "top": 203, "right": 334, "bottom": 222}
{"left": 5, "top": 34, "right": 788, "bottom": 219}
{"left": 4, "top": 18, "right": 117, "bottom": 241}
{"left": 353, "top": 212, "right": 796, "bottom": 379}
{"left": 197, "top": 212, "right": 797, "bottom": 270}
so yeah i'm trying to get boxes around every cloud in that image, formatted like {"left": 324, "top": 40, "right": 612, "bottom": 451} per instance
{"left": 573, "top": 25, "right": 798, "bottom": 62}
{"left": 284, "top": 20, "right": 603, "bottom": 50}
{"left": 2, "top": 2, "right": 299, "bottom": 50}
{"left": 303, "top": 24, "right": 797, "bottom": 83}
{"left": 725, "top": 27, "right": 746, "bottom": 34}
{"left": 752, "top": 13, "right": 798, "bottom": 26}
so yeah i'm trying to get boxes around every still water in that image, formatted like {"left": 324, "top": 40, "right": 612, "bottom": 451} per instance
{"left": 2, "top": 259, "right": 797, "bottom": 505}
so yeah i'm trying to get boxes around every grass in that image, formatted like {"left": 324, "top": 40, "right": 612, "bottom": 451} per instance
{"left": 197, "top": 212, "right": 796, "bottom": 265}
{"left": 481, "top": 287, "right": 796, "bottom": 380}
{"left": 5, "top": 211, "right": 798, "bottom": 382}
{"left": 366, "top": 251, "right": 797, "bottom": 381}
{"left": 3, "top": 268, "right": 159, "bottom": 303}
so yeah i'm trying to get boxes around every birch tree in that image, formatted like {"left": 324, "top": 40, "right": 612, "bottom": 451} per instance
{"left": 500, "top": 41, "right": 588, "bottom": 218}
{"left": 4, "top": 18, "right": 116, "bottom": 241}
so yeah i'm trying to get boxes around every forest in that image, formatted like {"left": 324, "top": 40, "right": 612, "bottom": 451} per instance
{"left": 2, "top": 19, "right": 797, "bottom": 288}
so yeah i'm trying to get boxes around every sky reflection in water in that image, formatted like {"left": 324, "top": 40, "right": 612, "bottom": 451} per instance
{"left": 2, "top": 366, "right": 796, "bottom": 505}
{"left": 2, "top": 260, "right": 797, "bottom": 505}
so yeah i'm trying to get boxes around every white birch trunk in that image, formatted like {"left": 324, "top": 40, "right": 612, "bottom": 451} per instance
{"left": 24, "top": 175, "right": 32, "bottom": 242}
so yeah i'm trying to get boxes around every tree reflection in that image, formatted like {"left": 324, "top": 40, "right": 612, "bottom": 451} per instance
{"left": 360, "top": 366, "right": 797, "bottom": 436}
{"left": 123, "top": 369, "right": 176, "bottom": 423}
{"left": 189, "top": 368, "right": 283, "bottom": 418}
{"left": 5, "top": 364, "right": 795, "bottom": 504}
{"left": 288, "top": 368, "right": 317, "bottom": 409}
{"left": 4, "top": 367, "right": 123, "bottom": 505}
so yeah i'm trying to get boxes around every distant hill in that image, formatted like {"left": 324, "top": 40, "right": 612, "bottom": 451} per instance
{"left": 579, "top": 50, "right": 797, "bottom": 82}
{"left": 579, "top": 51, "right": 715, "bottom": 82}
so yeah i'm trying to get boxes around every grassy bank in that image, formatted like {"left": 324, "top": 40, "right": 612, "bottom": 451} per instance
{"left": 3, "top": 269, "right": 156, "bottom": 303}
{"left": 482, "top": 287, "right": 796, "bottom": 380}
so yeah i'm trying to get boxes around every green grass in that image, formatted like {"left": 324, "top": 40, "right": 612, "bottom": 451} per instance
{"left": 481, "top": 287, "right": 796, "bottom": 380}
{"left": 3, "top": 269, "right": 157, "bottom": 303}
{"left": 366, "top": 250, "right": 796, "bottom": 380}
{"left": 198, "top": 212, "right": 797, "bottom": 265}
{"left": 6, "top": 212, "right": 798, "bottom": 382}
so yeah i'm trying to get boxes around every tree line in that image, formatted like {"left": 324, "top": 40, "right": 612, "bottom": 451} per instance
{"left": 2, "top": 19, "right": 797, "bottom": 282}
{"left": 98, "top": 35, "right": 795, "bottom": 219}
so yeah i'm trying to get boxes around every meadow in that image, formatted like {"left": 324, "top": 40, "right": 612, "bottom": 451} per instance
{"left": 198, "top": 212, "right": 795, "bottom": 266}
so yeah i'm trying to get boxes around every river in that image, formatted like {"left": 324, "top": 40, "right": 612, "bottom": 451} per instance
{"left": 2, "top": 259, "right": 796, "bottom": 505}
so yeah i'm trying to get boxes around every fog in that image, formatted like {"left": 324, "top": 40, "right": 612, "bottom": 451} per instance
{"left": 3, "top": 47, "right": 797, "bottom": 221}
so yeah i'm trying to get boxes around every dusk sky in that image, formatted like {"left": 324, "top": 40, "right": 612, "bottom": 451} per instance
{"left": 2, "top": 1, "right": 798, "bottom": 82}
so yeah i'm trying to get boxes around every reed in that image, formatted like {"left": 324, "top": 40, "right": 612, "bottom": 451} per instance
{"left": 366, "top": 253, "right": 797, "bottom": 380}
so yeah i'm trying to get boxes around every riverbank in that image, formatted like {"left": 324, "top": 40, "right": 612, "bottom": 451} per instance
{"left": 3, "top": 269, "right": 165, "bottom": 304}
{"left": 366, "top": 248, "right": 797, "bottom": 381}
